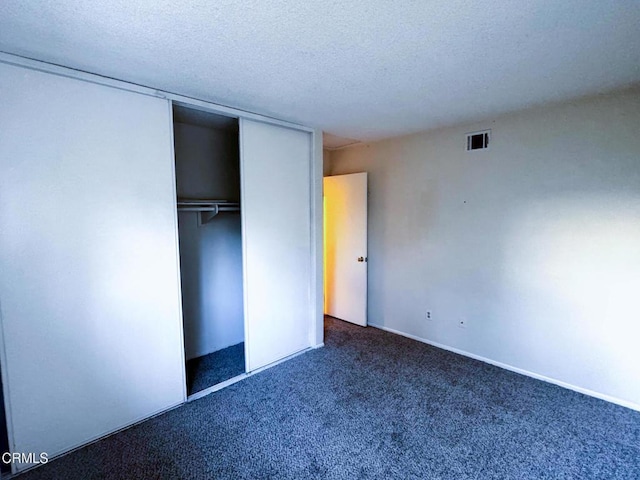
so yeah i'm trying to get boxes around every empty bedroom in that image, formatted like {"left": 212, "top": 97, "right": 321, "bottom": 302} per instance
{"left": 1, "top": 1, "right": 639, "bottom": 478}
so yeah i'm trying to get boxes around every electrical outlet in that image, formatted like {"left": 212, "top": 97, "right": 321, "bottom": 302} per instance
{"left": 426, "top": 310, "right": 432, "bottom": 321}
{"left": 458, "top": 317, "right": 467, "bottom": 329}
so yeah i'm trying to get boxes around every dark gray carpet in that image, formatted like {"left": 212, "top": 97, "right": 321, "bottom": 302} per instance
{"left": 18, "top": 317, "right": 640, "bottom": 479}
{"left": 187, "top": 342, "right": 245, "bottom": 395}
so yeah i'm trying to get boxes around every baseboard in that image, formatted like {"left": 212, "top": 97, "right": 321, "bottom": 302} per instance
{"left": 370, "top": 323, "right": 640, "bottom": 413}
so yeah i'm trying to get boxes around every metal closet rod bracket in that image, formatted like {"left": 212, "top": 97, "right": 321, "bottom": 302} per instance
{"left": 200, "top": 204, "right": 220, "bottom": 225}
{"left": 176, "top": 199, "right": 240, "bottom": 226}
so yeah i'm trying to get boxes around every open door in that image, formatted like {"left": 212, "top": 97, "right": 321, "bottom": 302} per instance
{"left": 240, "top": 119, "right": 313, "bottom": 371}
{"left": 324, "top": 172, "right": 368, "bottom": 326}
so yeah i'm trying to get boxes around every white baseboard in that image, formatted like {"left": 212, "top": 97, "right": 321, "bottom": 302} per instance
{"left": 370, "top": 323, "right": 640, "bottom": 413}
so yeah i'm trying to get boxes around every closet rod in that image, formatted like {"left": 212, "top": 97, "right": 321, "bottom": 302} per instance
{"left": 176, "top": 199, "right": 240, "bottom": 225}
{"left": 177, "top": 200, "right": 240, "bottom": 209}
{"left": 177, "top": 199, "right": 238, "bottom": 204}
{"left": 177, "top": 206, "right": 240, "bottom": 212}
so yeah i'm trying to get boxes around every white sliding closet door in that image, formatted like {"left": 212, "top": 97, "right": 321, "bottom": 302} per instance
{"left": 0, "top": 63, "right": 185, "bottom": 470}
{"left": 240, "top": 119, "right": 312, "bottom": 371}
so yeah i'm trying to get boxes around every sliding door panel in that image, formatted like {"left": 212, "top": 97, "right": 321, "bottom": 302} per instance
{"left": 0, "top": 63, "right": 185, "bottom": 469}
{"left": 240, "top": 120, "right": 312, "bottom": 371}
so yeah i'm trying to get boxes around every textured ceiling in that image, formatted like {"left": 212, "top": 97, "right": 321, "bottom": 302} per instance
{"left": 1, "top": 1, "right": 639, "bottom": 146}
{"left": 323, "top": 133, "right": 360, "bottom": 150}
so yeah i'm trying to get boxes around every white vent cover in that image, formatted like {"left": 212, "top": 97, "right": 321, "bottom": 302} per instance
{"left": 466, "top": 130, "right": 490, "bottom": 151}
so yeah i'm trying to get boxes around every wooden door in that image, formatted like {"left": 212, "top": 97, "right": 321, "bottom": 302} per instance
{"left": 324, "top": 173, "right": 368, "bottom": 326}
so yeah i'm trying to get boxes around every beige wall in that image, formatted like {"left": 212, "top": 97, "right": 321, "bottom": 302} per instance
{"left": 329, "top": 88, "right": 640, "bottom": 409}
{"left": 323, "top": 148, "right": 332, "bottom": 176}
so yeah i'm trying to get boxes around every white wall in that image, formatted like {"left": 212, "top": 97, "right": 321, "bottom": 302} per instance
{"left": 174, "top": 122, "right": 244, "bottom": 360}
{"left": 329, "top": 88, "right": 640, "bottom": 409}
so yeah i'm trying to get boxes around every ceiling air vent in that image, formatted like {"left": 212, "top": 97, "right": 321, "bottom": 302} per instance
{"left": 466, "top": 130, "right": 490, "bottom": 152}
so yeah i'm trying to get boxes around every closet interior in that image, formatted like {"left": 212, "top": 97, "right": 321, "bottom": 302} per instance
{"left": 173, "top": 105, "right": 245, "bottom": 396}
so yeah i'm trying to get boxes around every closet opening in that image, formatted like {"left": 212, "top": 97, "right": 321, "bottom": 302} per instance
{"left": 173, "top": 104, "right": 245, "bottom": 397}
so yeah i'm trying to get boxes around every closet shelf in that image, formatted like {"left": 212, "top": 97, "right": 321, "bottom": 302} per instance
{"left": 177, "top": 199, "right": 240, "bottom": 225}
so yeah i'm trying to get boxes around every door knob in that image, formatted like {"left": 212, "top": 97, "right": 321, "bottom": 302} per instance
{"left": 357, "top": 257, "right": 367, "bottom": 262}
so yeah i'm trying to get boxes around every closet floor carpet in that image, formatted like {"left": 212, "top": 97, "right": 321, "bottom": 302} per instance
{"left": 187, "top": 342, "right": 245, "bottom": 395}
{"left": 19, "top": 317, "right": 640, "bottom": 479}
